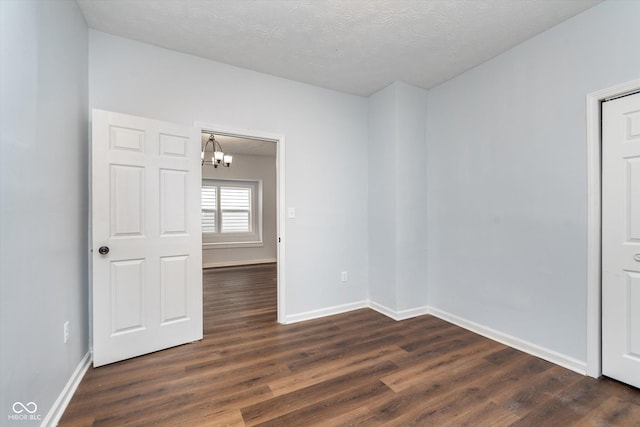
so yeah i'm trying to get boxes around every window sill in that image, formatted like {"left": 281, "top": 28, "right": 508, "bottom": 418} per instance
{"left": 202, "top": 241, "right": 264, "bottom": 249}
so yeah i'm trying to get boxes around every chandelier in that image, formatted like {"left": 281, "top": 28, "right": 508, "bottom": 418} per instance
{"left": 201, "top": 134, "right": 232, "bottom": 168}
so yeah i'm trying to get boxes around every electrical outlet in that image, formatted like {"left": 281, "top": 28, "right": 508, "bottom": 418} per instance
{"left": 64, "top": 321, "right": 70, "bottom": 344}
{"left": 341, "top": 271, "right": 348, "bottom": 282}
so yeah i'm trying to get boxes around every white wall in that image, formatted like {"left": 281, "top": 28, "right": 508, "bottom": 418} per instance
{"left": 426, "top": 0, "right": 640, "bottom": 362}
{"left": 0, "top": 0, "right": 89, "bottom": 423}
{"left": 368, "top": 81, "right": 428, "bottom": 315}
{"left": 89, "top": 31, "right": 370, "bottom": 318}
{"left": 202, "top": 153, "right": 277, "bottom": 267}
{"left": 368, "top": 84, "right": 397, "bottom": 309}
{"left": 395, "top": 82, "right": 428, "bottom": 311}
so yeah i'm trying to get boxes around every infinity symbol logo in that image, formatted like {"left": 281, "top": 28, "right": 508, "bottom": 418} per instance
{"left": 12, "top": 401, "right": 38, "bottom": 414}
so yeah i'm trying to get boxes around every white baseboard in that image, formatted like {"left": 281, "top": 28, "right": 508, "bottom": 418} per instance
{"left": 368, "top": 301, "right": 398, "bottom": 320}
{"left": 287, "top": 300, "right": 429, "bottom": 324}
{"left": 203, "top": 258, "right": 276, "bottom": 269}
{"left": 284, "top": 300, "right": 368, "bottom": 324}
{"left": 427, "top": 306, "right": 587, "bottom": 375}
{"left": 368, "top": 301, "right": 430, "bottom": 321}
{"left": 41, "top": 351, "right": 92, "bottom": 427}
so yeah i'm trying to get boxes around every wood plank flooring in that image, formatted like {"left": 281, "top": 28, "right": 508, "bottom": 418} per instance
{"left": 60, "top": 263, "right": 640, "bottom": 426}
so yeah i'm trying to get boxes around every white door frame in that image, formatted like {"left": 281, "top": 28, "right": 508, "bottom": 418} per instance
{"left": 586, "top": 78, "right": 640, "bottom": 378}
{"left": 195, "top": 122, "right": 286, "bottom": 324}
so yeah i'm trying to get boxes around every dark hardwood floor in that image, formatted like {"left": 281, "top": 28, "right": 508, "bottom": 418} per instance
{"left": 60, "top": 263, "right": 640, "bottom": 426}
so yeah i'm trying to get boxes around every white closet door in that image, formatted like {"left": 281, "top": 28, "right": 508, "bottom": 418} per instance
{"left": 602, "top": 91, "right": 640, "bottom": 388}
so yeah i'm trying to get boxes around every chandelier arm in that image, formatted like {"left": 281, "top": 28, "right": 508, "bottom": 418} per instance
{"left": 201, "top": 137, "right": 211, "bottom": 165}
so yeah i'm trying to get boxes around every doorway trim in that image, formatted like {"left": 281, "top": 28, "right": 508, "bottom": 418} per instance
{"left": 585, "top": 78, "right": 640, "bottom": 378}
{"left": 195, "top": 121, "right": 286, "bottom": 324}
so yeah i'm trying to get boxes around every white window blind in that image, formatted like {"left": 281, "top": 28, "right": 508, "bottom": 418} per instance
{"left": 220, "top": 187, "right": 251, "bottom": 233}
{"left": 201, "top": 186, "right": 217, "bottom": 233}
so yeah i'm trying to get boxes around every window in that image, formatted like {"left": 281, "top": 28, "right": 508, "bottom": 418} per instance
{"left": 201, "top": 185, "right": 252, "bottom": 233}
{"left": 220, "top": 186, "right": 251, "bottom": 233}
{"left": 201, "top": 179, "right": 262, "bottom": 247}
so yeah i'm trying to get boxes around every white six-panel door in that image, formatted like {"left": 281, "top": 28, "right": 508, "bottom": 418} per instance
{"left": 602, "top": 92, "right": 640, "bottom": 388}
{"left": 92, "top": 109, "right": 202, "bottom": 367}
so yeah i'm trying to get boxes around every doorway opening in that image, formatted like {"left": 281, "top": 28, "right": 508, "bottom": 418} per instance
{"left": 196, "top": 123, "right": 286, "bottom": 324}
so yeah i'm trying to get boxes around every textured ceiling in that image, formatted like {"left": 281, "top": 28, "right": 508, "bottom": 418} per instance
{"left": 77, "top": 0, "right": 602, "bottom": 96}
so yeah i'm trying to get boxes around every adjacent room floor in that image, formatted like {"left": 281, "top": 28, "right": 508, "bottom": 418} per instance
{"left": 60, "top": 263, "right": 640, "bottom": 426}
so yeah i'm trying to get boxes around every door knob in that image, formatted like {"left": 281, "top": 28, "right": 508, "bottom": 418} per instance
{"left": 98, "top": 246, "right": 110, "bottom": 255}
{"left": 635, "top": 253, "right": 640, "bottom": 262}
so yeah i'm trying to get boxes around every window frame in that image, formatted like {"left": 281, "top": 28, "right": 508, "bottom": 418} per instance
{"left": 201, "top": 178, "right": 263, "bottom": 248}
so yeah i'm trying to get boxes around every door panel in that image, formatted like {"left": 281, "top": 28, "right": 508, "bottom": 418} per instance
{"left": 92, "top": 109, "right": 202, "bottom": 367}
{"left": 110, "top": 259, "right": 145, "bottom": 334}
{"left": 160, "top": 255, "right": 189, "bottom": 323}
{"left": 628, "top": 272, "right": 640, "bottom": 356}
{"left": 628, "top": 158, "right": 640, "bottom": 240}
{"left": 111, "top": 165, "right": 145, "bottom": 236}
{"left": 602, "top": 92, "right": 640, "bottom": 388}
{"left": 160, "top": 169, "right": 188, "bottom": 234}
